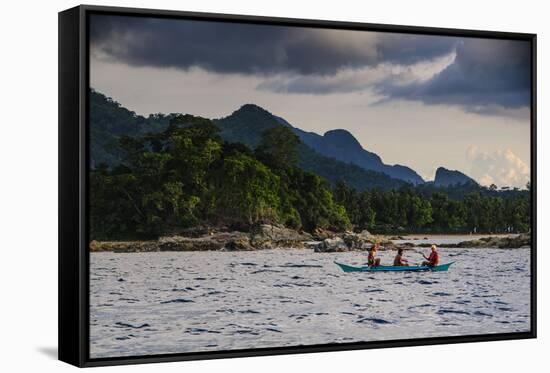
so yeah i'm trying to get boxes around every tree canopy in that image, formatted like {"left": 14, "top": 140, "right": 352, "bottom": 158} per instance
{"left": 89, "top": 98, "right": 531, "bottom": 240}
{"left": 90, "top": 115, "right": 354, "bottom": 239}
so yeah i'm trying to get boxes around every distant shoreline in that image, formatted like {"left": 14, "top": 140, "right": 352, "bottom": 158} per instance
{"left": 397, "top": 233, "right": 520, "bottom": 239}
{"left": 89, "top": 226, "right": 530, "bottom": 253}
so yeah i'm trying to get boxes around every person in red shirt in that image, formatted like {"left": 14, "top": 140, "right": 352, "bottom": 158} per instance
{"left": 422, "top": 245, "right": 440, "bottom": 267}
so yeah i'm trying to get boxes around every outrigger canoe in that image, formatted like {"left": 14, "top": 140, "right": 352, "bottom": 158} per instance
{"left": 334, "top": 261, "right": 454, "bottom": 273}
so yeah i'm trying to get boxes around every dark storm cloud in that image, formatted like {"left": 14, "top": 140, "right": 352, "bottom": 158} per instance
{"left": 91, "top": 15, "right": 531, "bottom": 110}
{"left": 376, "top": 38, "right": 531, "bottom": 109}
{"left": 377, "top": 34, "right": 460, "bottom": 64}
{"left": 90, "top": 15, "right": 373, "bottom": 75}
{"left": 91, "top": 16, "right": 297, "bottom": 74}
{"left": 90, "top": 15, "right": 457, "bottom": 76}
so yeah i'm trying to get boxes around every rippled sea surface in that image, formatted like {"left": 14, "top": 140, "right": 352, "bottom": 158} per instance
{"left": 90, "top": 246, "right": 531, "bottom": 358}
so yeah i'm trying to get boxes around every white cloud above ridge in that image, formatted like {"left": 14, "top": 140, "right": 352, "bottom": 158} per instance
{"left": 466, "top": 146, "right": 530, "bottom": 188}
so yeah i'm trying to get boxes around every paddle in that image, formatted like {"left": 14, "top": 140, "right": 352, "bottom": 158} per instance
{"left": 402, "top": 248, "right": 428, "bottom": 266}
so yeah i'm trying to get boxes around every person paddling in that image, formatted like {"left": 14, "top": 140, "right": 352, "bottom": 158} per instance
{"left": 422, "top": 245, "right": 440, "bottom": 267}
{"left": 368, "top": 243, "right": 382, "bottom": 267}
{"left": 393, "top": 248, "right": 409, "bottom": 266}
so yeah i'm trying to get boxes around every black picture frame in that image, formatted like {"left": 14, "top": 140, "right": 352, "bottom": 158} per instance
{"left": 59, "top": 4, "right": 537, "bottom": 367}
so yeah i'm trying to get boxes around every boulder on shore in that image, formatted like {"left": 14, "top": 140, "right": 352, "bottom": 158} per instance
{"left": 250, "top": 224, "right": 312, "bottom": 249}
{"left": 505, "top": 233, "right": 531, "bottom": 248}
{"left": 224, "top": 236, "right": 254, "bottom": 251}
{"left": 313, "top": 231, "right": 399, "bottom": 252}
{"left": 342, "top": 232, "right": 370, "bottom": 250}
{"left": 314, "top": 237, "right": 349, "bottom": 253}
{"left": 312, "top": 228, "right": 336, "bottom": 240}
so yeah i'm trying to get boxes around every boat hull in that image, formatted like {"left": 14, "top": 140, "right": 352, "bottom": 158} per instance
{"left": 334, "top": 261, "right": 454, "bottom": 273}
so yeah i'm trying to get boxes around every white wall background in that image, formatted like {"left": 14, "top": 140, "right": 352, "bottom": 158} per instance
{"left": 0, "top": 0, "right": 546, "bottom": 371}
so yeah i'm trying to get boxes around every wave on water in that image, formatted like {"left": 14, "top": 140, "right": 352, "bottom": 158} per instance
{"left": 90, "top": 247, "right": 531, "bottom": 358}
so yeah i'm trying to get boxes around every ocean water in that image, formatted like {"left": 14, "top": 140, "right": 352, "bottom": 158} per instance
{"left": 90, "top": 246, "right": 531, "bottom": 358}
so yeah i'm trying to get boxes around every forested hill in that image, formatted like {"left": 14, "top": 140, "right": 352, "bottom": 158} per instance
{"left": 292, "top": 127, "right": 424, "bottom": 184}
{"left": 90, "top": 89, "right": 173, "bottom": 166}
{"left": 256, "top": 111, "right": 424, "bottom": 184}
{"left": 89, "top": 90, "right": 504, "bottom": 193}
{"left": 90, "top": 91, "right": 405, "bottom": 191}
{"left": 88, "top": 90, "right": 531, "bottom": 239}
{"left": 433, "top": 167, "right": 478, "bottom": 187}
{"left": 214, "top": 104, "right": 405, "bottom": 190}
{"left": 214, "top": 104, "right": 423, "bottom": 185}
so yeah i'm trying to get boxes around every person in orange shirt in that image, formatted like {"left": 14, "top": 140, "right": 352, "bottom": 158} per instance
{"left": 368, "top": 243, "right": 382, "bottom": 267}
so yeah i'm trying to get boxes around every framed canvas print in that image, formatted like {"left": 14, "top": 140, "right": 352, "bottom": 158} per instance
{"left": 58, "top": 5, "right": 537, "bottom": 367}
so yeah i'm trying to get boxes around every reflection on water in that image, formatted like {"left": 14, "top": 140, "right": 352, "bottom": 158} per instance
{"left": 90, "top": 246, "right": 531, "bottom": 358}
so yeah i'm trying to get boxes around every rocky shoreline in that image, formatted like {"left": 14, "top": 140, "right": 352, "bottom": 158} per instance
{"left": 89, "top": 225, "right": 531, "bottom": 253}
{"left": 419, "top": 233, "right": 531, "bottom": 249}
{"left": 90, "top": 225, "right": 312, "bottom": 253}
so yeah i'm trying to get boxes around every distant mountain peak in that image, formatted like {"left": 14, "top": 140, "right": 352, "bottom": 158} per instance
{"left": 233, "top": 103, "right": 272, "bottom": 116}
{"left": 90, "top": 91, "right": 481, "bottom": 191}
{"left": 323, "top": 129, "right": 363, "bottom": 150}
{"left": 217, "top": 102, "right": 424, "bottom": 185}
{"left": 293, "top": 126, "right": 424, "bottom": 185}
{"left": 434, "top": 167, "right": 477, "bottom": 187}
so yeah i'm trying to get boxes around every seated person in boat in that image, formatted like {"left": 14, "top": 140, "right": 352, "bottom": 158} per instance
{"left": 393, "top": 248, "right": 409, "bottom": 266}
{"left": 368, "top": 243, "right": 382, "bottom": 267}
{"left": 422, "top": 245, "right": 440, "bottom": 267}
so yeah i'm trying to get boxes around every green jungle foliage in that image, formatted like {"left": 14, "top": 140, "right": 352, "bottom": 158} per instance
{"left": 89, "top": 91, "right": 530, "bottom": 240}
{"left": 332, "top": 183, "right": 530, "bottom": 234}
{"left": 214, "top": 103, "right": 407, "bottom": 191}
{"left": 90, "top": 117, "right": 351, "bottom": 239}
{"left": 90, "top": 89, "right": 173, "bottom": 166}
{"left": 90, "top": 112, "right": 530, "bottom": 240}
{"left": 91, "top": 90, "right": 406, "bottom": 191}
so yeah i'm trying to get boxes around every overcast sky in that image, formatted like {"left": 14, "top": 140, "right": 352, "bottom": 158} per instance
{"left": 89, "top": 14, "right": 531, "bottom": 188}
